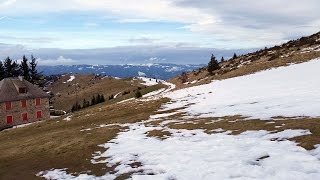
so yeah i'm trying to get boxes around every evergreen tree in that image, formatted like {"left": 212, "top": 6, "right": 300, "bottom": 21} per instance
{"left": 232, "top": 53, "right": 238, "bottom": 59}
{"left": 109, "top": 94, "right": 114, "bottom": 100}
{"left": 11, "top": 61, "right": 20, "bottom": 77}
{"left": 20, "top": 55, "right": 30, "bottom": 81}
{"left": 3, "top": 57, "right": 13, "bottom": 77}
{"left": 91, "top": 95, "right": 96, "bottom": 105}
{"left": 71, "top": 104, "right": 76, "bottom": 112}
{"left": 82, "top": 99, "right": 90, "bottom": 108}
{"left": 100, "top": 94, "right": 105, "bottom": 102}
{"left": 30, "top": 55, "right": 40, "bottom": 83}
{"left": 207, "top": 54, "right": 220, "bottom": 74}
{"left": 71, "top": 101, "right": 82, "bottom": 112}
{"left": 179, "top": 72, "right": 188, "bottom": 83}
{"left": 221, "top": 56, "right": 225, "bottom": 62}
{"left": 0, "top": 61, "right": 4, "bottom": 80}
{"left": 97, "top": 94, "right": 101, "bottom": 103}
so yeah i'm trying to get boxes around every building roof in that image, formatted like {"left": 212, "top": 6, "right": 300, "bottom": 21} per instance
{"left": 0, "top": 77, "right": 50, "bottom": 103}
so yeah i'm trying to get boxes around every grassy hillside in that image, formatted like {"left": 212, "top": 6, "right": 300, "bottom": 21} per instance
{"left": 48, "top": 74, "right": 164, "bottom": 112}
{"left": 0, "top": 96, "right": 169, "bottom": 179}
{"left": 172, "top": 31, "right": 320, "bottom": 88}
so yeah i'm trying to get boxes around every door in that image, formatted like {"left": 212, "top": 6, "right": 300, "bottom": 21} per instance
{"left": 6, "top": 116, "right": 13, "bottom": 124}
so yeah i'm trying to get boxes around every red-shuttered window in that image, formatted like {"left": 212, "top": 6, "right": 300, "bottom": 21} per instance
{"left": 36, "top": 98, "right": 41, "bottom": 106}
{"left": 36, "top": 111, "right": 42, "bottom": 119}
{"left": 6, "top": 116, "right": 13, "bottom": 124}
{"left": 21, "top": 100, "right": 27, "bottom": 108}
{"left": 6, "top": 102, "right": 11, "bottom": 110}
{"left": 22, "top": 113, "right": 28, "bottom": 121}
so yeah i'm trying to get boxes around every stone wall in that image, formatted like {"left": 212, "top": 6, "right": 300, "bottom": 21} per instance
{"left": 0, "top": 98, "right": 50, "bottom": 130}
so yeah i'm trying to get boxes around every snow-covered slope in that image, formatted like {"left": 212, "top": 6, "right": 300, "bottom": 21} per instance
{"left": 163, "top": 58, "right": 320, "bottom": 119}
{"left": 37, "top": 59, "right": 320, "bottom": 179}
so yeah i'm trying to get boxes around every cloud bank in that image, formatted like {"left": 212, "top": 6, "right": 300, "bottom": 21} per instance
{"left": 0, "top": 43, "right": 254, "bottom": 65}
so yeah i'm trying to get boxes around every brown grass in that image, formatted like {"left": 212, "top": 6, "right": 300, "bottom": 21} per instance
{"left": 146, "top": 130, "right": 172, "bottom": 140}
{"left": 49, "top": 75, "right": 163, "bottom": 112}
{"left": 164, "top": 116, "right": 320, "bottom": 150}
{"left": 0, "top": 97, "right": 168, "bottom": 179}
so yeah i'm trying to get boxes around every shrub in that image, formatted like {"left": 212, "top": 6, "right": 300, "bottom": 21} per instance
{"left": 135, "top": 90, "right": 142, "bottom": 98}
{"left": 179, "top": 72, "right": 188, "bottom": 83}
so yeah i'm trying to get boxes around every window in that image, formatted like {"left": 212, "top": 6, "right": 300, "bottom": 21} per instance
{"left": 36, "top": 111, "right": 42, "bottom": 119}
{"left": 6, "top": 116, "right": 13, "bottom": 124}
{"left": 19, "top": 87, "right": 27, "bottom": 94}
{"left": 21, "top": 100, "right": 27, "bottom": 108}
{"left": 6, "top": 102, "right": 11, "bottom": 110}
{"left": 36, "top": 98, "right": 41, "bottom": 106}
{"left": 22, "top": 113, "right": 28, "bottom": 121}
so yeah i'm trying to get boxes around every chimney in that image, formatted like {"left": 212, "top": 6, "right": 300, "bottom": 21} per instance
{"left": 18, "top": 76, "right": 24, "bottom": 81}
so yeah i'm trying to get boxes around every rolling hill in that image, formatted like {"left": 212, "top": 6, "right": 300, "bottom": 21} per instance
{"left": 171, "top": 31, "right": 320, "bottom": 88}
{"left": 1, "top": 31, "right": 320, "bottom": 179}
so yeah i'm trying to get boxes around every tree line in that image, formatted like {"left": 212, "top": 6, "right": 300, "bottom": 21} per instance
{"left": 0, "top": 55, "right": 42, "bottom": 84}
{"left": 71, "top": 94, "right": 106, "bottom": 112}
{"left": 207, "top": 53, "right": 238, "bottom": 74}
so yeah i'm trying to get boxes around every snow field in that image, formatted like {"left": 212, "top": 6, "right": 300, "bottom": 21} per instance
{"left": 38, "top": 124, "right": 320, "bottom": 179}
{"left": 163, "top": 59, "right": 320, "bottom": 119}
{"left": 137, "top": 77, "right": 160, "bottom": 86}
{"left": 38, "top": 59, "right": 320, "bottom": 179}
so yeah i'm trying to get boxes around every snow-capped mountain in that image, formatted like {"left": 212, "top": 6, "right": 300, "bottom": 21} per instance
{"left": 39, "top": 63, "right": 204, "bottom": 79}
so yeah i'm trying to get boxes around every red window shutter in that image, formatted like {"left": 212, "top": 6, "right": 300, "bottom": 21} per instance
{"left": 6, "top": 116, "right": 13, "bottom": 124}
{"left": 36, "top": 111, "right": 42, "bottom": 118}
{"left": 21, "top": 100, "right": 27, "bottom": 108}
{"left": 36, "top": 98, "right": 41, "bottom": 105}
{"left": 6, "top": 102, "right": 11, "bottom": 110}
{"left": 22, "top": 113, "right": 28, "bottom": 121}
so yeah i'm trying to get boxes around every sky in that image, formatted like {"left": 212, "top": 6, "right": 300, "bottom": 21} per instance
{"left": 0, "top": 0, "right": 319, "bottom": 65}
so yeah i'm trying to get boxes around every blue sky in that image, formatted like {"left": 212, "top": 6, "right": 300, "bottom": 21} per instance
{"left": 0, "top": 0, "right": 319, "bottom": 65}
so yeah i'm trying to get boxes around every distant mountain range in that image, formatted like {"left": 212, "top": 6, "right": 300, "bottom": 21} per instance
{"left": 38, "top": 64, "right": 205, "bottom": 80}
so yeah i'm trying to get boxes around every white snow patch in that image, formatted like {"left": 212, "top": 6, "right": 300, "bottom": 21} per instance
{"left": 190, "top": 80, "right": 197, "bottom": 84}
{"left": 67, "top": 75, "right": 75, "bottom": 82}
{"left": 311, "top": 145, "right": 320, "bottom": 160}
{"left": 301, "top": 45, "right": 320, "bottom": 54}
{"left": 138, "top": 77, "right": 159, "bottom": 86}
{"left": 117, "top": 98, "right": 134, "bottom": 104}
{"left": 63, "top": 115, "right": 72, "bottom": 121}
{"left": 40, "top": 125, "right": 320, "bottom": 179}
{"left": 114, "top": 92, "right": 122, "bottom": 98}
{"left": 37, "top": 169, "right": 116, "bottom": 180}
{"left": 63, "top": 75, "right": 75, "bottom": 83}
{"left": 149, "top": 112, "right": 179, "bottom": 119}
{"left": 163, "top": 59, "right": 320, "bottom": 120}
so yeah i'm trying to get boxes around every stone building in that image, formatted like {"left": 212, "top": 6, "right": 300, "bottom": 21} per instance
{"left": 0, "top": 77, "right": 50, "bottom": 130}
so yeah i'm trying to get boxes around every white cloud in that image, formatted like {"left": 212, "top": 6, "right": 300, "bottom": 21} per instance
{"left": 0, "top": 16, "right": 6, "bottom": 20}
{"left": 0, "top": 0, "right": 319, "bottom": 48}
{"left": 0, "top": 43, "right": 254, "bottom": 65}
{"left": 173, "top": 0, "right": 320, "bottom": 45}
{"left": 0, "top": 0, "right": 16, "bottom": 8}
{"left": 37, "top": 56, "right": 77, "bottom": 66}
{"left": 0, "top": 0, "right": 215, "bottom": 24}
